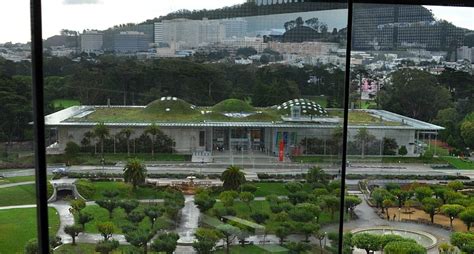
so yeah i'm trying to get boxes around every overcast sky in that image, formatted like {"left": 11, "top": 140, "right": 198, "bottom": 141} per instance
{"left": 0, "top": 1, "right": 472, "bottom": 43}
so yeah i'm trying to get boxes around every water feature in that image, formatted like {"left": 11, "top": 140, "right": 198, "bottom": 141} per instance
{"left": 177, "top": 195, "right": 200, "bottom": 245}
{"left": 352, "top": 227, "right": 437, "bottom": 249}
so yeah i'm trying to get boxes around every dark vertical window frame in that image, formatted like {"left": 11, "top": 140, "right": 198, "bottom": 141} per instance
{"left": 338, "top": 0, "right": 353, "bottom": 253}
{"left": 30, "top": 0, "right": 50, "bottom": 253}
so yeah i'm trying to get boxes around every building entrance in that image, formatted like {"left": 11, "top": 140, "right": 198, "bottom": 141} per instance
{"left": 212, "top": 127, "right": 265, "bottom": 152}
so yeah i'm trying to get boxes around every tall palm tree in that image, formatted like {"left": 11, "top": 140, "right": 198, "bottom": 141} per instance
{"left": 145, "top": 123, "right": 159, "bottom": 157}
{"left": 120, "top": 128, "right": 134, "bottom": 157}
{"left": 93, "top": 122, "right": 109, "bottom": 157}
{"left": 221, "top": 165, "right": 246, "bottom": 190}
{"left": 354, "top": 128, "right": 375, "bottom": 158}
{"left": 123, "top": 158, "right": 147, "bottom": 189}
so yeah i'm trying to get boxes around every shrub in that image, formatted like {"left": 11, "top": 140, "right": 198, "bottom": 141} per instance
{"left": 75, "top": 179, "right": 96, "bottom": 199}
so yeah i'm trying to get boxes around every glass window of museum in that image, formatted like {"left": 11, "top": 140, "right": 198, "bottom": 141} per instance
{"left": 1, "top": 0, "right": 473, "bottom": 253}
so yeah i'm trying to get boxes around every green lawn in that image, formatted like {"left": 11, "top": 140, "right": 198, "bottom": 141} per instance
{"left": 47, "top": 153, "right": 190, "bottom": 165}
{"left": 0, "top": 184, "right": 36, "bottom": 206}
{"left": 0, "top": 175, "right": 36, "bottom": 185}
{"left": 253, "top": 183, "right": 312, "bottom": 197}
{"left": 214, "top": 245, "right": 288, "bottom": 254}
{"left": 77, "top": 204, "right": 173, "bottom": 234}
{"left": 54, "top": 243, "right": 135, "bottom": 254}
{"left": 0, "top": 207, "right": 60, "bottom": 254}
{"left": 89, "top": 181, "right": 166, "bottom": 201}
{"left": 442, "top": 156, "right": 474, "bottom": 170}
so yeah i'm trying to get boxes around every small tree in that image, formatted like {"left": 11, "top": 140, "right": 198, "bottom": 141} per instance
{"left": 250, "top": 211, "right": 269, "bottom": 224}
{"left": 384, "top": 241, "right": 426, "bottom": 254}
{"left": 64, "top": 224, "right": 83, "bottom": 245}
{"left": 95, "top": 240, "right": 119, "bottom": 254}
{"left": 371, "top": 188, "right": 391, "bottom": 213}
{"left": 125, "top": 228, "right": 156, "bottom": 254}
{"left": 119, "top": 128, "right": 134, "bottom": 157}
{"left": 239, "top": 192, "right": 255, "bottom": 211}
{"left": 450, "top": 232, "right": 474, "bottom": 253}
{"left": 447, "top": 181, "right": 464, "bottom": 192}
{"left": 459, "top": 208, "right": 474, "bottom": 231}
{"left": 195, "top": 191, "right": 216, "bottom": 213}
{"left": 127, "top": 210, "right": 145, "bottom": 225}
{"left": 193, "top": 228, "right": 222, "bottom": 254}
{"left": 221, "top": 165, "right": 246, "bottom": 190}
{"left": 345, "top": 195, "right": 362, "bottom": 218}
{"left": 144, "top": 206, "right": 161, "bottom": 228}
{"left": 65, "top": 141, "right": 80, "bottom": 160}
{"left": 382, "top": 199, "right": 394, "bottom": 220}
{"left": 422, "top": 197, "right": 441, "bottom": 223}
{"left": 306, "top": 166, "right": 329, "bottom": 185}
{"left": 123, "top": 158, "right": 147, "bottom": 189}
{"left": 119, "top": 199, "right": 139, "bottom": 215}
{"left": 96, "top": 199, "right": 118, "bottom": 219}
{"left": 441, "top": 204, "right": 465, "bottom": 228}
{"left": 352, "top": 233, "right": 381, "bottom": 254}
{"left": 300, "top": 222, "right": 319, "bottom": 242}
{"left": 398, "top": 145, "right": 408, "bottom": 156}
{"left": 24, "top": 239, "right": 39, "bottom": 254}
{"left": 94, "top": 122, "right": 109, "bottom": 157}
{"left": 145, "top": 123, "right": 160, "bottom": 157}
{"left": 217, "top": 224, "right": 241, "bottom": 254}
{"left": 70, "top": 199, "right": 86, "bottom": 213}
{"left": 240, "top": 183, "right": 257, "bottom": 193}
{"left": 219, "top": 191, "right": 238, "bottom": 208}
{"left": 414, "top": 186, "right": 434, "bottom": 202}
{"left": 151, "top": 232, "right": 180, "bottom": 254}
{"left": 97, "top": 222, "right": 115, "bottom": 241}
{"left": 77, "top": 211, "right": 94, "bottom": 229}
{"left": 275, "top": 223, "right": 292, "bottom": 245}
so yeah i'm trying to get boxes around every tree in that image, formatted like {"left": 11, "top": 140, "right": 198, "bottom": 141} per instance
{"left": 352, "top": 233, "right": 381, "bottom": 254}
{"left": 305, "top": 17, "right": 320, "bottom": 31}
{"left": 447, "top": 181, "right": 464, "bottom": 192}
{"left": 384, "top": 241, "right": 427, "bottom": 254}
{"left": 217, "top": 224, "right": 241, "bottom": 254}
{"left": 459, "top": 208, "right": 474, "bottom": 231}
{"left": 124, "top": 228, "right": 156, "bottom": 254}
{"left": 414, "top": 186, "right": 434, "bottom": 202}
{"left": 96, "top": 199, "right": 118, "bottom": 219}
{"left": 119, "top": 199, "right": 139, "bottom": 215}
{"left": 371, "top": 188, "right": 391, "bottom": 213}
{"left": 145, "top": 123, "right": 160, "bottom": 157}
{"left": 285, "top": 181, "right": 304, "bottom": 192}
{"left": 383, "top": 138, "right": 398, "bottom": 155}
{"left": 321, "top": 195, "right": 340, "bottom": 219}
{"left": 70, "top": 199, "right": 86, "bottom": 213}
{"left": 221, "top": 165, "right": 245, "bottom": 190}
{"left": 438, "top": 242, "right": 457, "bottom": 254}
{"left": 250, "top": 211, "right": 269, "bottom": 224}
{"left": 390, "top": 189, "right": 410, "bottom": 208}
{"left": 380, "top": 235, "right": 414, "bottom": 250}
{"left": 97, "top": 222, "right": 115, "bottom": 241}
{"left": 93, "top": 122, "right": 109, "bottom": 157}
{"left": 65, "top": 141, "right": 80, "bottom": 160}
{"left": 461, "top": 114, "right": 474, "bottom": 148}
{"left": 354, "top": 128, "right": 375, "bottom": 158}
{"left": 285, "top": 241, "right": 311, "bottom": 254}
{"left": 64, "top": 224, "right": 83, "bottom": 245}
{"left": 383, "top": 199, "right": 394, "bottom": 220}
{"left": 239, "top": 192, "right": 255, "bottom": 211}
{"left": 300, "top": 222, "right": 319, "bottom": 242}
{"left": 144, "top": 206, "right": 161, "bottom": 228}
{"left": 95, "top": 240, "right": 119, "bottom": 254}
{"left": 306, "top": 166, "right": 330, "bottom": 185}
{"left": 77, "top": 211, "right": 94, "bottom": 229}
{"left": 151, "top": 232, "right": 179, "bottom": 254}
{"left": 440, "top": 204, "right": 465, "bottom": 228}
{"left": 275, "top": 223, "right": 292, "bottom": 245}
{"left": 127, "top": 210, "right": 145, "bottom": 225}
{"left": 119, "top": 128, "right": 134, "bottom": 156}
{"left": 398, "top": 145, "right": 408, "bottom": 156}
{"left": 193, "top": 228, "right": 222, "bottom": 254}
{"left": 421, "top": 197, "right": 441, "bottom": 223}
{"left": 240, "top": 183, "right": 257, "bottom": 193}
{"left": 380, "top": 69, "right": 452, "bottom": 121}
{"left": 24, "top": 239, "right": 39, "bottom": 254}
{"left": 289, "top": 203, "right": 321, "bottom": 223}
{"left": 345, "top": 195, "right": 362, "bottom": 218}
{"left": 219, "top": 191, "right": 238, "bottom": 208}
{"left": 236, "top": 47, "right": 257, "bottom": 57}
{"left": 123, "top": 158, "right": 147, "bottom": 189}
{"left": 194, "top": 191, "right": 216, "bottom": 213}
{"left": 451, "top": 232, "right": 474, "bottom": 253}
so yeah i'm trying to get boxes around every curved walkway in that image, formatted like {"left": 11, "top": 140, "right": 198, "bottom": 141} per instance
{"left": 0, "top": 181, "right": 34, "bottom": 188}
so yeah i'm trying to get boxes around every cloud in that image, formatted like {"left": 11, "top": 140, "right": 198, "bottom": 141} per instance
{"left": 63, "top": 0, "right": 101, "bottom": 5}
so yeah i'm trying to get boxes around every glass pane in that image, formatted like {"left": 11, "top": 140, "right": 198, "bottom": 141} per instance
{"left": 0, "top": 1, "right": 52, "bottom": 253}
{"left": 43, "top": 0, "right": 348, "bottom": 253}
{"left": 345, "top": 3, "right": 474, "bottom": 254}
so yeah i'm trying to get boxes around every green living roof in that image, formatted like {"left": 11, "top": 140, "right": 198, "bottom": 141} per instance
{"left": 57, "top": 97, "right": 406, "bottom": 126}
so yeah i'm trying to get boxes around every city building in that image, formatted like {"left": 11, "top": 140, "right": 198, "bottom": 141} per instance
{"left": 457, "top": 46, "right": 474, "bottom": 63}
{"left": 45, "top": 98, "right": 442, "bottom": 157}
{"left": 221, "top": 18, "right": 248, "bottom": 38}
{"left": 252, "top": 0, "right": 305, "bottom": 6}
{"left": 80, "top": 31, "right": 103, "bottom": 53}
{"left": 113, "top": 31, "right": 150, "bottom": 53}
{"left": 353, "top": 4, "right": 465, "bottom": 51}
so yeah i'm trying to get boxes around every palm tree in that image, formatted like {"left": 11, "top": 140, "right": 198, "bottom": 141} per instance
{"left": 123, "top": 158, "right": 147, "bottom": 189}
{"left": 93, "top": 122, "right": 109, "bottom": 157}
{"left": 145, "top": 123, "right": 159, "bottom": 157}
{"left": 221, "top": 165, "right": 246, "bottom": 190}
{"left": 354, "top": 128, "right": 375, "bottom": 158}
{"left": 120, "top": 128, "right": 134, "bottom": 157}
